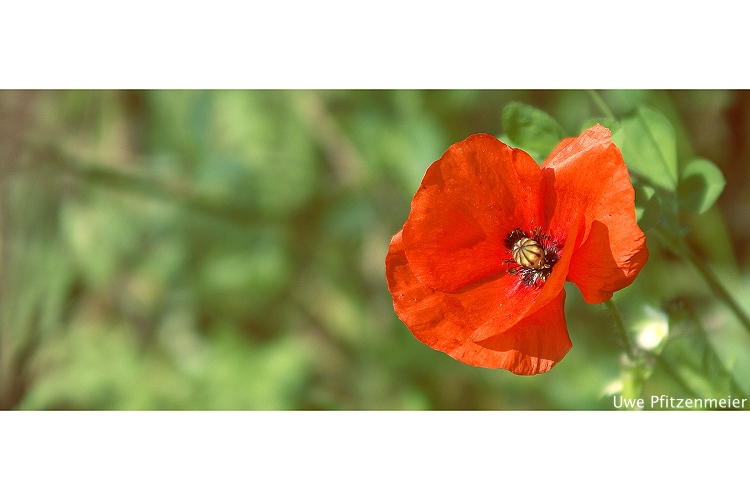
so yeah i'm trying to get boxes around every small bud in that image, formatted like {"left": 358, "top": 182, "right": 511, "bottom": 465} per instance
{"left": 635, "top": 306, "right": 669, "bottom": 351}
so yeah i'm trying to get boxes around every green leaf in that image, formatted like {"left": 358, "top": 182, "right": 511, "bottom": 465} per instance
{"left": 615, "top": 107, "right": 678, "bottom": 191}
{"left": 634, "top": 184, "right": 661, "bottom": 231}
{"left": 677, "top": 158, "right": 726, "bottom": 214}
{"left": 502, "top": 102, "right": 566, "bottom": 161}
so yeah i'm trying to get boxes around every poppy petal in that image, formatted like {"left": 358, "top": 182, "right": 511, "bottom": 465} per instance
{"left": 542, "top": 124, "right": 648, "bottom": 303}
{"left": 567, "top": 220, "right": 648, "bottom": 303}
{"left": 386, "top": 230, "right": 572, "bottom": 375}
{"left": 451, "top": 289, "right": 571, "bottom": 375}
{"left": 468, "top": 214, "right": 581, "bottom": 342}
{"left": 402, "top": 134, "right": 545, "bottom": 293}
{"left": 387, "top": 230, "right": 531, "bottom": 344}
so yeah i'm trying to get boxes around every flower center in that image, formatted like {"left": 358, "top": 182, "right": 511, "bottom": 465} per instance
{"left": 512, "top": 237, "right": 545, "bottom": 269}
{"left": 504, "top": 228, "right": 561, "bottom": 287}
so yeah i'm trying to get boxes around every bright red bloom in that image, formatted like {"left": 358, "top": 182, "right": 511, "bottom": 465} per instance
{"left": 385, "top": 125, "right": 648, "bottom": 375}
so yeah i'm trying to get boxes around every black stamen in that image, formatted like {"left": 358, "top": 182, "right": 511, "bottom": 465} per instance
{"left": 504, "top": 228, "right": 528, "bottom": 251}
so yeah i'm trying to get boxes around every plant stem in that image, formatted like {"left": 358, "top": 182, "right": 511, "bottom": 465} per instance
{"left": 606, "top": 299, "right": 710, "bottom": 401}
{"left": 604, "top": 299, "right": 636, "bottom": 360}
{"left": 586, "top": 90, "right": 616, "bottom": 121}
{"left": 682, "top": 302, "right": 749, "bottom": 398}
{"left": 657, "top": 228, "right": 750, "bottom": 337}
{"left": 684, "top": 245, "right": 750, "bottom": 335}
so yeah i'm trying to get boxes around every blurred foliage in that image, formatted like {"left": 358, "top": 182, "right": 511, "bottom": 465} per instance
{"left": 1, "top": 90, "right": 749, "bottom": 410}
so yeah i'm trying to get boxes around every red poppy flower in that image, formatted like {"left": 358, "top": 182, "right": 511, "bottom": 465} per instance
{"left": 385, "top": 124, "right": 648, "bottom": 375}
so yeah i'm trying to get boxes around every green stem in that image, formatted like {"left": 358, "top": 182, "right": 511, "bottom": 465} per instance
{"left": 685, "top": 247, "right": 750, "bottom": 335}
{"left": 586, "top": 90, "right": 616, "bottom": 121}
{"left": 682, "top": 302, "right": 749, "bottom": 399}
{"left": 658, "top": 228, "right": 750, "bottom": 337}
{"left": 606, "top": 300, "right": 704, "bottom": 401}
{"left": 604, "top": 299, "right": 637, "bottom": 360}
{"left": 653, "top": 356, "right": 700, "bottom": 399}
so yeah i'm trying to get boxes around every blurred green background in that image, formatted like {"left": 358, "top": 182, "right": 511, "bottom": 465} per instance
{"left": 1, "top": 90, "right": 749, "bottom": 410}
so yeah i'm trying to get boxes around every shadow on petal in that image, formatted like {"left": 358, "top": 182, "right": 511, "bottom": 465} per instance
{"left": 446, "top": 289, "right": 571, "bottom": 375}
{"left": 568, "top": 220, "right": 648, "bottom": 304}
